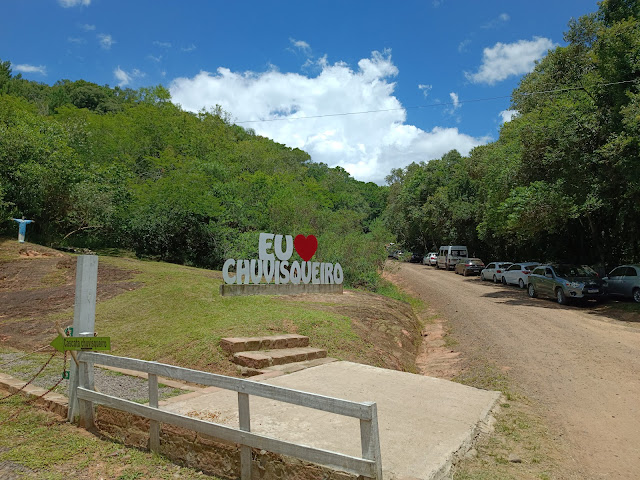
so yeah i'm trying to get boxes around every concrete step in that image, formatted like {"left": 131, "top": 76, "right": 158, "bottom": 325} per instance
{"left": 233, "top": 347, "right": 327, "bottom": 369}
{"left": 220, "top": 334, "right": 309, "bottom": 354}
{"left": 237, "top": 357, "right": 338, "bottom": 377}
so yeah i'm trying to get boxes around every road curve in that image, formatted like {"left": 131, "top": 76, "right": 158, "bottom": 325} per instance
{"left": 389, "top": 261, "right": 640, "bottom": 480}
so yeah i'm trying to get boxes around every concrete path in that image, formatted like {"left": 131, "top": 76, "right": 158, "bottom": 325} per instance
{"left": 163, "top": 361, "right": 500, "bottom": 480}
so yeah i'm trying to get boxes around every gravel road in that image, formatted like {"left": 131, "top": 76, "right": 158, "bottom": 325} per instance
{"left": 389, "top": 262, "right": 640, "bottom": 480}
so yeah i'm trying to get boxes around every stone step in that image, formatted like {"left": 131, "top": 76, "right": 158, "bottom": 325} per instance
{"left": 220, "top": 334, "right": 309, "bottom": 354}
{"left": 233, "top": 347, "right": 327, "bottom": 369}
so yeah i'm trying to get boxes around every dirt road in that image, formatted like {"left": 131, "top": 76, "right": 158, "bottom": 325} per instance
{"left": 388, "top": 261, "right": 640, "bottom": 480}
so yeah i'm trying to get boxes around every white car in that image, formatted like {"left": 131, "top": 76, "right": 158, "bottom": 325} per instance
{"left": 423, "top": 252, "right": 438, "bottom": 266}
{"left": 502, "top": 262, "right": 539, "bottom": 289}
{"left": 480, "top": 262, "right": 513, "bottom": 283}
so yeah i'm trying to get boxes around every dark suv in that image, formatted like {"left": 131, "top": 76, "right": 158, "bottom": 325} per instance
{"left": 527, "top": 264, "right": 605, "bottom": 305}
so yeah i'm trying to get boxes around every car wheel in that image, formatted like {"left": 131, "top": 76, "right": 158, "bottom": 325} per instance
{"left": 556, "top": 288, "right": 568, "bottom": 305}
{"left": 480, "top": 273, "right": 485, "bottom": 281}
{"left": 493, "top": 274, "right": 497, "bottom": 283}
{"left": 518, "top": 278, "right": 525, "bottom": 289}
{"left": 501, "top": 276, "right": 507, "bottom": 285}
{"left": 633, "top": 288, "right": 640, "bottom": 304}
{"left": 463, "top": 269, "right": 468, "bottom": 277}
{"left": 528, "top": 283, "right": 537, "bottom": 298}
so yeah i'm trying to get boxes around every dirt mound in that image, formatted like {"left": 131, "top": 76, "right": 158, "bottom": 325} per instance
{"left": 0, "top": 239, "right": 141, "bottom": 350}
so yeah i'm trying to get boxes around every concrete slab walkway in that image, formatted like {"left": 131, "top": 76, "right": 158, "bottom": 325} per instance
{"left": 163, "top": 361, "right": 500, "bottom": 480}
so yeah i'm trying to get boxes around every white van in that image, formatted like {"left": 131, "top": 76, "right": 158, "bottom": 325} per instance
{"left": 437, "top": 245, "right": 468, "bottom": 270}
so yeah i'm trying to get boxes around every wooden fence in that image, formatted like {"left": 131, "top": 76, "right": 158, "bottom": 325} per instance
{"left": 75, "top": 352, "right": 383, "bottom": 480}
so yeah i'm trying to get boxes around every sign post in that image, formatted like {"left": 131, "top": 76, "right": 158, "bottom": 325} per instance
{"left": 67, "top": 255, "right": 99, "bottom": 422}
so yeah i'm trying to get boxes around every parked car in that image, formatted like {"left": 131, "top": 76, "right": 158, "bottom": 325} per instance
{"left": 502, "top": 262, "right": 539, "bottom": 288}
{"left": 603, "top": 265, "right": 640, "bottom": 303}
{"left": 436, "top": 245, "right": 468, "bottom": 270}
{"left": 528, "top": 264, "right": 605, "bottom": 304}
{"left": 480, "top": 262, "right": 513, "bottom": 283}
{"left": 455, "top": 258, "right": 485, "bottom": 276}
{"left": 409, "top": 252, "right": 423, "bottom": 263}
{"left": 423, "top": 252, "right": 438, "bottom": 266}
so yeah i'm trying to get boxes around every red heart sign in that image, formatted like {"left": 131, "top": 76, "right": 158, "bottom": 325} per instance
{"left": 294, "top": 234, "right": 318, "bottom": 262}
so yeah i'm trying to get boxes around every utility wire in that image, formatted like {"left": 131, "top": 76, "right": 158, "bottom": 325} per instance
{"left": 235, "top": 79, "right": 637, "bottom": 124}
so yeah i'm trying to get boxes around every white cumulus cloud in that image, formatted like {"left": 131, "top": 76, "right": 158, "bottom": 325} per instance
{"left": 14, "top": 64, "right": 47, "bottom": 75}
{"left": 466, "top": 37, "right": 555, "bottom": 85}
{"left": 58, "top": 0, "right": 90, "bottom": 7}
{"left": 170, "top": 50, "right": 489, "bottom": 184}
{"left": 113, "top": 66, "right": 145, "bottom": 87}
{"left": 98, "top": 34, "right": 115, "bottom": 50}
{"left": 499, "top": 109, "right": 518, "bottom": 123}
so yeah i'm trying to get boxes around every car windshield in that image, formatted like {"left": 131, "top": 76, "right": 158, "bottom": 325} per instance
{"left": 554, "top": 265, "right": 598, "bottom": 278}
{"left": 452, "top": 250, "right": 467, "bottom": 256}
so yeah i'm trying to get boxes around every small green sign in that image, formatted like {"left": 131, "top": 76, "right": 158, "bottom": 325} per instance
{"left": 51, "top": 335, "right": 111, "bottom": 352}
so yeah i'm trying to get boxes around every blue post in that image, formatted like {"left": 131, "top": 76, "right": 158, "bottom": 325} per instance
{"left": 12, "top": 217, "right": 34, "bottom": 243}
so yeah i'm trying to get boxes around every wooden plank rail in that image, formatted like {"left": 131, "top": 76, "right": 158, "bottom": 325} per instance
{"left": 76, "top": 352, "right": 382, "bottom": 479}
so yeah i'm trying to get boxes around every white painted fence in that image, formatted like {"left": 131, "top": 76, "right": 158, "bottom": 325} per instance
{"left": 75, "top": 352, "right": 383, "bottom": 480}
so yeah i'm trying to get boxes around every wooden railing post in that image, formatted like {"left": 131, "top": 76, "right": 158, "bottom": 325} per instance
{"left": 149, "top": 373, "right": 160, "bottom": 452}
{"left": 360, "top": 402, "right": 383, "bottom": 480}
{"left": 77, "top": 359, "right": 95, "bottom": 429}
{"left": 238, "top": 390, "right": 251, "bottom": 480}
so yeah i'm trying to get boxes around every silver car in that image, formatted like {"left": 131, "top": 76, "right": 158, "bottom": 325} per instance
{"left": 480, "top": 262, "right": 513, "bottom": 283}
{"left": 527, "top": 264, "right": 605, "bottom": 305}
{"left": 604, "top": 265, "right": 640, "bottom": 303}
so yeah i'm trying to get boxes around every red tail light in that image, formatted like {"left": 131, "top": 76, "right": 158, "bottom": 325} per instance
{"left": 523, "top": 270, "right": 531, "bottom": 275}
{"left": 496, "top": 269, "right": 501, "bottom": 273}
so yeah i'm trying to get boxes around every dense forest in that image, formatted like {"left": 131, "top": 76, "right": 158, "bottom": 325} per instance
{"left": 384, "top": 0, "right": 640, "bottom": 270}
{"left": 0, "top": 63, "right": 389, "bottom": 288}
{"left": 2, "top": 0, "right": 638, "bottom": 285}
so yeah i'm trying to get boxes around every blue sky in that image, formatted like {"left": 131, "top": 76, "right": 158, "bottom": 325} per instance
{"left": 2, "top": 0, "right": 598, "bottom": 183}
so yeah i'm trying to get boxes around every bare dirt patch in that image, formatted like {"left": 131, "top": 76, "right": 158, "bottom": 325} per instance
{"left": 0, "top": 240, "right": 141, "bottom": 350}
{"left": 279, "top": 289, "right": 422, "bottom": 372}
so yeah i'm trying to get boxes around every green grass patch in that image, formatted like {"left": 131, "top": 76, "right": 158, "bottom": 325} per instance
{"left": 0, "top": 395, "right": 215, "bottom": 479}
{"left": 375, "top": 278, "right": 423, "bottom": 309}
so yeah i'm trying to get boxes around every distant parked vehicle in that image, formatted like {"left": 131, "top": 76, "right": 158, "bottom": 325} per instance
{"left": 423, "top": 252, "right": 438, "bottom": 266}
{"left": 502, "top": 262, "right": 539, "bottom": 288}
{"left": 437, "top": 245, "right": 468, "bottom": 270}
{"left": 528, "top": 264, "right": 605, "bottom": 304}
{"left": 409, "top": 253, "right": 423, "bottom": 263}
{"left": 604, "top": 265, "right": 640, "bottom": 303}
{"left": 480, "top": 262, "right": 513, "bottom": 283}
{"left": 455, "top": 258, "right": 485, "bottom": 276}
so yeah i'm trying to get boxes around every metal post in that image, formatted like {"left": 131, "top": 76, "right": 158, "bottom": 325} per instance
{"left": 149, "top": 373, "right": 160, "bottom": 452}
{"left": 68, "top": 255, "right": 98, "bottom": 422}
{"left": 360, "top": 402, "right": 383, "bottom": 480}
{"left": 238, "top": 391, "right": 252, "bottom": 480}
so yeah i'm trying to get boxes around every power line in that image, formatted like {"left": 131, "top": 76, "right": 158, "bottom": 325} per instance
{"left": 235, "top": 79, "right": 637, "bottom": 124}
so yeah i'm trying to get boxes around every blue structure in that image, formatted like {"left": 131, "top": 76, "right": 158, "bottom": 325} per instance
{"left": 13, "top": 217, "right": 34, "bottom": 243}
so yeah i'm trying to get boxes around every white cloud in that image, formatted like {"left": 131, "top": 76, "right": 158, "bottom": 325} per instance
{"left": 450, "top": 92, "right": 460, "bottom": 109}
{"left": 290, "top": 38, "right": 311, "bottom": 54}
{"left": 153, "top": 41, "right": 172, "bottom": 48}
{"left": 14, "top": 64, "right": 47, "bottom": 75}
{"left": 170, "top": 50, "right": 488, "bottom": 184}
{"left": 80, "top": 23, "right": 95, "bottom": 31}
{"left": 482, "top": 13, "right": 510, "bottom": 29}
{"left": 499, "top": 109, "right": 518, "bottom": 123}
{"left": 458, "top": 39, "right": 471, "bottom": 53}
{"left": 148, "top": 54, "right": 162, "bottom": 62}
{"left": 67, "top": 37, "right": 85, "bottom": 44}
{"left": 418, "top": 84, "right": 432, "bottom": 97}
{"left": 113, "top": 66, "right": 145, "bottom": 87}
{"left": 98, "top": 34, "right": 115, "bottom": 50}
{"left": 58, "top": 0, "right": 90, "bottom": 7}
{"left": 466, "top": 37, "right": 555, "bottom": 85}
{"left": 182, "top": 44, "right": 196, "bottom": 52}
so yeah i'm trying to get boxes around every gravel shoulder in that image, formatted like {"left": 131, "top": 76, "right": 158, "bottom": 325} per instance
{"left": 386, "top": 261, "right": 640, "bottom": 480}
